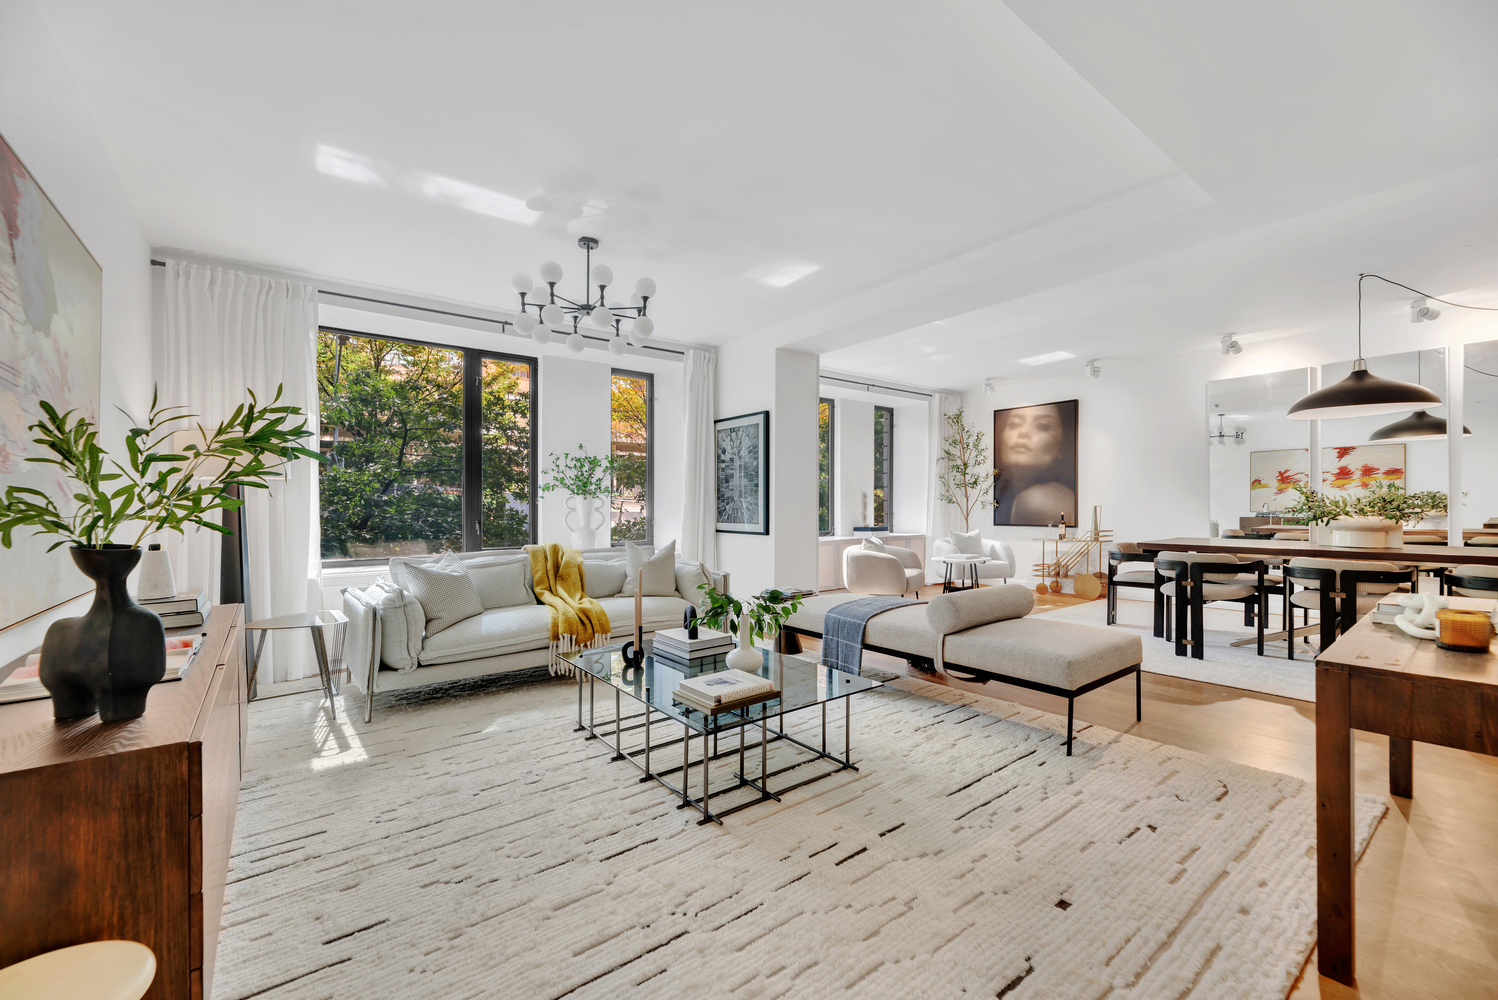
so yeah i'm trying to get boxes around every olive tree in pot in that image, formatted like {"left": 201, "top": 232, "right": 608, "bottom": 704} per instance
{"left": 0, "top": 387, "right": 320, "bottom": 721}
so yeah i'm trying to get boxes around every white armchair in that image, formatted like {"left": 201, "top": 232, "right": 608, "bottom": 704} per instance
{"left": 931, "top": 537, "right": 1016, "bottom": 583}
{"left": 843, "top": 544, "right": 924, "bottom": 597}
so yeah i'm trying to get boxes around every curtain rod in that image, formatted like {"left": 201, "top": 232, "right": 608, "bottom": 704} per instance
{"left": 149, "top": 258, "right": 686, "bottom": 358}
{"left": 818, "top": 373, "right": 933, "bottom": 398}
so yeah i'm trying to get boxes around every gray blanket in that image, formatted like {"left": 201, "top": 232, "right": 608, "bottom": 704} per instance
{"left": 822, "top": 596, "right": 922, "bottom": 675}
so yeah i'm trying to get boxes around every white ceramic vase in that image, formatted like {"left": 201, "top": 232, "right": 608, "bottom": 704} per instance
{"left": 1328, "top": 516, "right": 1402, "bottom": 548}
{"left": 726, "top": 615, "right": 763, "bottom": 672}
{"left": 564, "top": 496, "right": 608, "bottom": 550}
{"left": 135, "top": 542, "right": 177, "bottom": 601}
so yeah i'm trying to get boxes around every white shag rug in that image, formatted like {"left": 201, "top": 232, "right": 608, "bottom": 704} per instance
{"left": 213, "top": 676, "right": 1383, "bottom": 1000}
{"left": 1033, "top": 598, "right": 1317, "bottom": 702}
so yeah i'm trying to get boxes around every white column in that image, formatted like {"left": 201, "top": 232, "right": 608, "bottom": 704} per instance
{"left": 1447, "top": 344, "right": 1464, "bottom": 544}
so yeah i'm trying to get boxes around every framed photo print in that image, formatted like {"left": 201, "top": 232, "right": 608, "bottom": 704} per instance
{"left": 715, "top": 410, "right": 770, "bottom": 534}
{"left": 993, "top": 399, "right": 1078, "bottom": 527}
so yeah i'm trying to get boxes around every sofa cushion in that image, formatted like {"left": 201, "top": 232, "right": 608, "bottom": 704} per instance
{"left": 674, "top": 559, "right": 710, "bottom": 603}
{"left": 786, "top": 594, "right": 938, "bottom": 658}
{"left": 583, "top": 560, "right": 629, "bottom": 598}
{"left": 391, "top": 552, "right": 484, "bottom": 635}
{"left": 365, "top": 578, "right": 422, "bottom": 672}
{"left": 942, "top": 618, "right": 1142, "bottom": 691}
{"left": 626, "top": 540, "right": 678, "bottom": 596}
{"left": 596, "top": 595, "right": 689, "bottom": 633}
{"left": 926, "top": 584, "right": 1035, "bottom": 635}
{"left": 463, "top": 556, "right": 535, "bottom": 609}
{"left": 418, "top": 605, "right": 555, "bottom": 665}
{"left": 949, "top": 528, "right": 984, "bottom": 556}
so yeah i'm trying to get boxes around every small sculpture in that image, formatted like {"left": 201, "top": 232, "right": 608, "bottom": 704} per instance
{"left": 683, "top": 605, "right": 699, "bottom": 639}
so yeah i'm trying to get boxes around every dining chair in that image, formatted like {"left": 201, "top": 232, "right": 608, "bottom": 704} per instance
{"left": 1106, "top": 544, "right": 1157, "bottom": 626}
{"left": 1446, "top": 565, "right": 1498, "bottom": 598}
{"left": 1156, "top": 554, "right": 1271, "bottom": 659}
{"left": 1282, "top": 557, "right": 1414, "bottom": 658}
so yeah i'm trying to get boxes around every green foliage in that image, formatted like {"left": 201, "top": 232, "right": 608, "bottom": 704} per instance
{"left": 0, "top": 386, "right": 320, "bottom": 550}
{"left": 540, "top": 446, "right": 620, "bottom": 500}
{"left": 1284, "top": 483, "right": 1447, "bottom": 526}
{"left": 818, "top": 401, "right": 832, "bottom": 534}
{"left": 938, "top": 407, "right": 996, "bottom": 531}
{"left": 610, "top": 374, "right": 649, "bottom": 541}
{"left": 693, "top": 585, "right": 805, "bottom": 645}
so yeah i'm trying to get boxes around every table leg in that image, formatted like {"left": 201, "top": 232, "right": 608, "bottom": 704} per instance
{"left": 682, "top": 724, "right": 691, "bottom": 807}
{"left": 310, "top": 627, "right": 336, "bottom": 706}
{"left": 1316, "top": 665, "right": 1356, "bottom": 986}
{"left": 613, "top": 688, "right": 624, "bottom": 761}
{"left": 246, "top": 629, "right": 269, "bottom": 696}
{"left": 845, "top": 691, "right": 851, "bottom": 761}
{"left": 702, "top": 722, "right": 711, "bottom": 822}
{"left": 1389, "top": 736, "right": 1414, "bottom": 798}
{"left": 642, "top": 707, "right": 652, "bottom": 779}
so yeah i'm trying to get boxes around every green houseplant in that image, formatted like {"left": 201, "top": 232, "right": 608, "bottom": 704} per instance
{"left": 937, "top": 408, "right": 996, "bottom": 532}
{"left": 540, "top": 446, "right": 622, "bottom": 550}
{"left": 695, "top": 584, "right": 805, "bottom": 670}
{"left": 0, "top": 386, "right": 320, "bottom": 721}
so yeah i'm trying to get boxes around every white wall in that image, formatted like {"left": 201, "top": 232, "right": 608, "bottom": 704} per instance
{"left": 891, "top": 398, "right": 928, "bottom": 534}
{"left": 0, "top": 1, "right": 153, "bottom": 666}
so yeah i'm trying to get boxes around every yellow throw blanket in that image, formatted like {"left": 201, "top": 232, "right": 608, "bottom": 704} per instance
{"left": 525, "top": 543, "right": 611, "bottom": 644}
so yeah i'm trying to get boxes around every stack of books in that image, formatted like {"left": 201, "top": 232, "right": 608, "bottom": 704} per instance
{"left": 140, "top": 590, "right": 208, "bottom": 630}
{"left": 652, "top": 627, "right": 734, "bottom": 670}
{"left": 672, "top": 669, "right": 778, "bottom": 714}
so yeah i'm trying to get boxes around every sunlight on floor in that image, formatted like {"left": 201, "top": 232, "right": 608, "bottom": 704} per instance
{"left": 309, "top": 706, "right": 368, "bottom": 770}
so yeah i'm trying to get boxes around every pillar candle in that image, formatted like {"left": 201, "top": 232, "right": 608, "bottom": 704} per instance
{"left": 634, "top": 569, "right": 644, "bottom": 650}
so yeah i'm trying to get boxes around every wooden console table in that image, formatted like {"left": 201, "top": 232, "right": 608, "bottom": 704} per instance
{"left": 0, "top": 605, "right": 247, "bottom": 1000}
{"left": 1314, "top": 597, "right": 1498, "bottom": 985}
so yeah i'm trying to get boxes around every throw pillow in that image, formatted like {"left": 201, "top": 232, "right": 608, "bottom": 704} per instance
{"left": 395, "top": 551, "right": 484, "bottom": 635}
{"left": 626, "top": 540, "right": 678, "bottom": 596}
{"left": 861, "top": 535, "right": 886, "bottom": 551}
{"left": 950, "top": 528, "right": 985, "bottom": 556}
{"left": 674, "top": 559, "right": 710, "bottom": 602}
{"left": 465, "top": 558, "right": 535, "bottom": 609}
{"left": 367, "top": 578, "right": 423, "bottom": 672}
{"left": 582, "top": 560, "right": 628, "bottom": 598}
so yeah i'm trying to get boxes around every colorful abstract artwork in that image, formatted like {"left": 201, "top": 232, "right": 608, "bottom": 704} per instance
{"left": 0, "top": 132, "right": 102, "bottom": 633}
{"left": 1321, "top": 444, "right": 1406, "bottom": 496}
{"left": 1248, "top": 449, "right": 1309, "bottom": 512}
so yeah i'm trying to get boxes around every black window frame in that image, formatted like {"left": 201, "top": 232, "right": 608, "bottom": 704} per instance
{"left": 873, "top": 404, "right": 894, "bottom": 529}
{"left": 609, "top": 367, "right": 655, "bottom": 548}
{"left": 317, "top": 325, "right": 539, "bottom": 568}
{"left": 819, "top": 397, "right": 835, "bottom": 536}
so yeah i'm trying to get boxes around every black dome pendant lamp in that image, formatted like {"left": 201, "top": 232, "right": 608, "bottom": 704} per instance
{"left": 1287, "top": 274, "right": 1443, "bottom": 420}
{"left": 1368, "top": 350, "right": 1472, "bottom": 442}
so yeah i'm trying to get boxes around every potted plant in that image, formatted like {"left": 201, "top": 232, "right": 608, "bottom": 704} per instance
{"left": 1285, "top": 483, "right": 1438, "bottom": 548}
{"left": 937, "top": 408, "right": 997, "bottom": 532}
{"left": 539, "top": 446, "right": 621, "bottom": 550}
{"left": 0, "top": 387, "right": 320, "bottom": 721}
{"left": 694, "top": 584, "right": 805, "bottom": 672}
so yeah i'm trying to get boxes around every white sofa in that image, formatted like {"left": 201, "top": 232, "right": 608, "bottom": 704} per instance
{"left": 931, "top": 536, "right": 1017, "bottom": 583}
{"left": 341, "top": 547, "right": 721, "bottom": 720}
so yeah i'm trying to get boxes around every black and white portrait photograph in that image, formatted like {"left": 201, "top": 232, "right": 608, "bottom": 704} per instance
{"left": 993, "top": 399, "right": 1078, "bottom": 526}
{"left": 715, "top": 410, "right": 769, "bottom": 534}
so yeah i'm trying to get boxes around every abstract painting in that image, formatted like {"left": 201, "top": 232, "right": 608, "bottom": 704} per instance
{"left": 715, "top": 410, "right": 769, "bottom": 534}
{"left": 1322, "top": 444, "right": 1405, "bottom": 496}
{"left": 1248, "top": 449, "right": 1309, "bottom": 512}
{"left": 992, "top": 399, "right": 1077, "bottom": 526}
{"left": 0, "top": 132, "right": 102, "bottom": 633}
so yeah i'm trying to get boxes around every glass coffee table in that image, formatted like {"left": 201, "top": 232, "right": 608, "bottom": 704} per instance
{"left": 559, "top": 639, "right": 882, "bottom": 825}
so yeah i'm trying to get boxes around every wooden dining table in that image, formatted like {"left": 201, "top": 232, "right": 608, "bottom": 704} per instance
{"left": 1138, "top": 536, "right": 1498, "bottom": 568}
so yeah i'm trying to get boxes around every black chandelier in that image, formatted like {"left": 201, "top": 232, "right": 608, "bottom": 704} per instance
{"left": 507, "top": 237, "right": 657, "bottom": 355}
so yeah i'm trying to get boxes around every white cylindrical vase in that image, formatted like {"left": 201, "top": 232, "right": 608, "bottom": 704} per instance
{"left": 726, "top": 614, "right": 763, "bottom": 672}
{"left": 564, "top": 496, "right": 608, "bottom": 550}
{"left": 136, "top": 543, "right": 177, "bottom": 601}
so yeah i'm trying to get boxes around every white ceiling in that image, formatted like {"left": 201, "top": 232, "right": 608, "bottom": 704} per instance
{"left": 37, "top": 0, "right": 1498, "bottom": 384}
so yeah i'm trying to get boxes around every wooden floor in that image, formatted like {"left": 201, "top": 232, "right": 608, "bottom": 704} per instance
{"left": 820, "top": 583, "right": 1498, "bottom": 999}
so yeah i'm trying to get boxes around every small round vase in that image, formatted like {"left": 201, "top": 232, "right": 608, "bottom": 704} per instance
{"left": 39, "top": 546, "right": 167, "bottom": 722}
{"left": 565, "top": 496, "right": 609, "bottom": 550}
{"left": 725, "top": 616, "right": 763, "bottom": 672}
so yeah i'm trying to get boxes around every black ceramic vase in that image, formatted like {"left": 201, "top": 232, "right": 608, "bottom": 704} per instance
{"left": 39, "top": 545, "right": 166, "bottom": 722}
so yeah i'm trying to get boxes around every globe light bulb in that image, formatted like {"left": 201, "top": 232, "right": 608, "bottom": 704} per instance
{"left": 591, "top": 264, "right": 613, "bottom": 288}
{"left": 608, "top": 334, "right": 625, "bottom": 356}
{"left": 567, "top": 331, "right": 585, "bottom": 353}
{"left": 513, "top": 313, "right": 537, "bottom": 335}
{"left": 632, "top": 315, "right": 654, "bottom": 339}
{"left": 628, "top": 329, "right": 643, "bottom": 348}
{"left": 531, "top": 283, "right": 551, "bottom": 303}
{"left": 531, "top": 325, "right": 551, "bottom": 345}
{"left": 510, "top": 273, "right": 533, "bottom": 294}
{"left": 541, "top": 303, "right": 564, "bottom": 327}
{"left": 539, "top": 260, "right": 563, "bottom": 284}
{"left": 635, "top": 277, "right": 656, "bottom": 298}
{"left": 592, "top": 306, "right": 614, "bottom": 329}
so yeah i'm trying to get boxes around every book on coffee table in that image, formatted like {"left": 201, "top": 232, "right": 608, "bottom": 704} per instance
{"left": 672, "top": 684, "right": 779, "bottom": 715}
{"left": 673, "top": 669, "right": 776, "bottom": 709}
{"left": 653, "top": 627, "right": 734, "bottom": 658}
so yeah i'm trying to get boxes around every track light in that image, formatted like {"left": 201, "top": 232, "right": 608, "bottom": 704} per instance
{"left": 1083, "top": 359, "right": 1101, "bottom": 379}
{"left": 1411, "top": 298, "right": 1441, "bottom": 323}
{"left": 1220, "top": 334, "right": 1242, "bottom": 356}
{"left": 981, "top": 379, "right": 995, "bottom": 395}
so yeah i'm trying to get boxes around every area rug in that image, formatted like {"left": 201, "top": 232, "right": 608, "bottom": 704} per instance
{"left": 212, "top": 676, "right": 1383, "bottom": 1000}
{"left": 1032, "top": 597, "right": 1317, "bottom": 701}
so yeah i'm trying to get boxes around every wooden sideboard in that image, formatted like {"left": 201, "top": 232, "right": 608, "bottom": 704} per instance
{"left": 0, "top": 605, "right": 246, "bottom": 1000}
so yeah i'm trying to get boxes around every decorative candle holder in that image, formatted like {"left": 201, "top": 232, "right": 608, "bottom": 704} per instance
{"left": 1435, "top": 609, "right": 1495, "bottom": 653}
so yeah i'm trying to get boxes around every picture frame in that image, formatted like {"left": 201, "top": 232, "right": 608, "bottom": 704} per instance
{"left": 992, "top": 399, "right": 1078, "bottom": 527}
{"left": 715, "top": 410, "right": 770, "bottom": 535}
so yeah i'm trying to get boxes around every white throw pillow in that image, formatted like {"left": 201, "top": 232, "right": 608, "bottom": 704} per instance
{"left": 394, "top": 551, "right": 484, "bottom": 635}
{"left": 674, "top": 559, "right": 710, "bottom": 602}
{"left": 950, "top": 529, "right": 985, "bottom": 556}
{"left": 367, "top": 578, "right": 423, "bottom": 672}
{"left": 464, "top": 558, "right": 534, "bottom": 609}
{"left": 626, "top": 540, "right": 678, "bottom": 597}
{"left": 582, "top": 560, "right": 628, "bottom": 598}
{"left": 861, "top": 536, "right": 886, "bottom": 551}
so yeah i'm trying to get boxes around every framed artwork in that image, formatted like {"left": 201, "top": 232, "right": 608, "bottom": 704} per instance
{"left": 1249, "top": 449, "right": 1309, "bottom": 512}
{"left": 0, "top": 132, "right": 103, "bottom": 633}
{"left": 1322, "top": 444, "right": 1405, "bottom": 496}
{"left": 715, "top": 410, "right": 769, "bottom": 534}
{"left": 992, "top": 399, "right": 1078, "bottom": 526}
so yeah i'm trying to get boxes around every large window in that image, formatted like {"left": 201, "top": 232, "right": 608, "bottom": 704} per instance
{"left": 610, "top": 370, "right": 653, "bottom": 544}
{"left": 317, "top": 329, "right": 536, "bottom": 561}
{"left": 819, "top": 398, "right": 834, "bottom": 535}
{"left": 873, "top": 405, "right": 893, "bottom": 529}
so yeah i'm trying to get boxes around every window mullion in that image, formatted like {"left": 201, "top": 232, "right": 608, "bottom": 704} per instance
{"left": 462, "top": 350, "right": 483, "bottom": 551}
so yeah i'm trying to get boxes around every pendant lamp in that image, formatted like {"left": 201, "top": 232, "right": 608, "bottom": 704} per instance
{"left": 1286, "top": 274, "right": 1442, "bottom": 420}
{"left": 1368, "top": 351, "right": 1471, "bottom": 441}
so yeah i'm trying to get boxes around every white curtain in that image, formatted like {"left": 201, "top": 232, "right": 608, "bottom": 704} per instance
{"left": 160, "top": 260, "right": 320, "bottom": 682}
{"left": 680, "top": 348, "right": 717, "bottom": 569}
{"left": 925, "top": 391, "right": 962, "bottom": 580}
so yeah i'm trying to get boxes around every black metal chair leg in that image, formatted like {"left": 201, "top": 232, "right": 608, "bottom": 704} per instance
{"left": 1191, "top": 590, "right": 1205, "bottom": 660}
{"left": 1135, "top": 668, "right": 1142, "bottom": 722}
{"left": 1066, "top": 697, "right": 1074, "bottom": 756}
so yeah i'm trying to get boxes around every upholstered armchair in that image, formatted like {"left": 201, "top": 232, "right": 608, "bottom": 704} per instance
{"left": 930, "top": 537, "right": 1016, "bottom": 583}
{"left": 843, "top": 544, "right": 924, "bottom": 597}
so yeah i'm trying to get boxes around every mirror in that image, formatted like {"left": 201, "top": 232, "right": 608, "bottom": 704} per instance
{"left": 1321, "top": 350, "right": 1448, "bottom": 525}
{"left": 1206, "top": 368, "right": 1311, "bottom": 534}
{"left": 1464, "top": 340, "right": 1498, "bottom": 531}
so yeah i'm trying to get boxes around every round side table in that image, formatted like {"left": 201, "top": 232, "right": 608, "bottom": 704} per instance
{"left": 0, "top": 941, "right": 155, "bottom": 1000}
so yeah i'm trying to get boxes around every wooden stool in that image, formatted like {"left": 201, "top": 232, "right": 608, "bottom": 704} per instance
{"left": 0, "top": 941, "right": 155, "bottom": 1000}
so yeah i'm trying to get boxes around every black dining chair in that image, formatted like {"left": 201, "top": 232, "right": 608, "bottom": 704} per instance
{"left": 1282, "top": 558, "right": 1416, "bottom": 658}
{"left": 1157, "top": 556, "right": 1272, "bottom": 659}
{"left": 1106, "top": 544, "right": 1158, "bottom": 626}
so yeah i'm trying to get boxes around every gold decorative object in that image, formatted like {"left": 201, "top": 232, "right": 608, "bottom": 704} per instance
{"left": 1032, "top": 505, "right": 1113, "bottom": 597}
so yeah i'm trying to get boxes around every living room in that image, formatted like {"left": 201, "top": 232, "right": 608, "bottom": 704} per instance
{"left": 2, "top": 2, "right": 1497, "bottom": 999}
